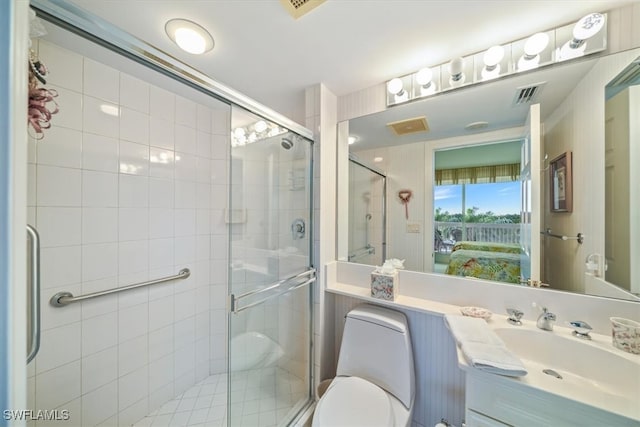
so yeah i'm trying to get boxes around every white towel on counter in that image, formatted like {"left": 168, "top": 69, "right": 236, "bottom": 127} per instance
{"left": 444, "top": 314, "right": 528, "bottom": 377}
{"left": 461, "top": 342, "right": 528, "bottom": 377}
{"left": 444, "top": 314, "right": 504, "bottom": 345}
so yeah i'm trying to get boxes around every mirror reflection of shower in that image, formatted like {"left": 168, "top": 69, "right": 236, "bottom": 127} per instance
{"left": 348, "top": 155, "right": 386, "bottom": 265}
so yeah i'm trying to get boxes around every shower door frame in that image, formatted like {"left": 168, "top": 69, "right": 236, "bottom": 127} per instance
{"left": 227, "top": 125, "right": 316, "bottom": 426}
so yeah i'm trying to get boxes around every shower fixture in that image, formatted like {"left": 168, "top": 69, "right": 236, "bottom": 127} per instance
{"left": 292, "top": 218, "right": 306, "bottom": 239}
{"left": 281, "top": 137, "right": 294, "bottom": 150}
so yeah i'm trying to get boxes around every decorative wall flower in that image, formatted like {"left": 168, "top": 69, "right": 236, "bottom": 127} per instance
{"left": 28, "top": 8, "right": 58, "bottom": 140}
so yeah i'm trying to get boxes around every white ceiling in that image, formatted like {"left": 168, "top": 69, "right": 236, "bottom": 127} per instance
{"left": 69, "top": 0, "right": 633, "bottom": 124}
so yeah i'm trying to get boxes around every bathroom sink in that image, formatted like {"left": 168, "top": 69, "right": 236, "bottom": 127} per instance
{"left": 492, "top": 325, "right": 640, "bottom": 421}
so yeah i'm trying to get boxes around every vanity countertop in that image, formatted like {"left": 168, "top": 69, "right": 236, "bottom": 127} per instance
{"left": 457, "top": 317, "right": 640, "bottom": 424}
{"left": 326, "top": 280, "right": 462, "bottom": 317}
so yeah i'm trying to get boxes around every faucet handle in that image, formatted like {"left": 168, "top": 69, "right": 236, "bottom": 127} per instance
{"left": 568, "top": 320, "right": 592, "bottom": 340}
{"left": 542, "top": 307, "right": 556, "bottom": 320}
{"left": 506, "top": 308, "right": 524, "bottom": 325}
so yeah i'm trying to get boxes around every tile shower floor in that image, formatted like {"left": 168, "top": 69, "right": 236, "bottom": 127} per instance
{"left": 133, "top": 367, "right": 306, "bottom": 427}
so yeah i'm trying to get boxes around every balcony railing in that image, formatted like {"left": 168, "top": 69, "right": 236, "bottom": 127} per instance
{"left": 435, "top": 221, "right": 520, "bottom": 250}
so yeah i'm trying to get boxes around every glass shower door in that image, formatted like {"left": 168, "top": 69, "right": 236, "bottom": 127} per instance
{"left": 348, "top": 158, "right": 386, "bottom": 266}
{"left": 228, "top": 107, "right": 314, "bottom": 426}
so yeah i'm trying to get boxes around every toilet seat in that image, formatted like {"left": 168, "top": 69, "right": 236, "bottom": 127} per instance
{"left": 313, "top": 376, "right": 393, "bottom": 427}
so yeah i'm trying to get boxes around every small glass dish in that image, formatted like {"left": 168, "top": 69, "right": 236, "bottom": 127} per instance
{"left": 460, "top": 306, "right": 492, "bottom": 320}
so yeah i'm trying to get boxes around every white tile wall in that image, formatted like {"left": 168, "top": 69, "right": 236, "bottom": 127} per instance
{"left": 28, "top": 38, "right": 230, "bottom": 427}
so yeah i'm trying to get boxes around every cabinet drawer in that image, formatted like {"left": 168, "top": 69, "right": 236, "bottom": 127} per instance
{"left": 466, "top": 373, "right": 637, "bottom": 427}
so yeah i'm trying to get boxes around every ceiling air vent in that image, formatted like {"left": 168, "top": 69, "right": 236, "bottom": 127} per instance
{"left": 387, "top": 117, "right": 429, "bottom": 136}
{"left": 280, "top": 0, "right": 326, "bottom": 19}
{"left": 512, "top": 82, "right": 546, "bottom": 106}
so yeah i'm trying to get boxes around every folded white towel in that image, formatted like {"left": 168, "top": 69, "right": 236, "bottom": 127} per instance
{"left": 444, "top": 314, "right": 504, "bottom": 346}
{"left": 461, "top": 342, "right": 528, "bottom": 377}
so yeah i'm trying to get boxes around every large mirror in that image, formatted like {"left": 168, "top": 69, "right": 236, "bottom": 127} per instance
{"left": 337, "top": 47, "right": 640, "bottom": 302}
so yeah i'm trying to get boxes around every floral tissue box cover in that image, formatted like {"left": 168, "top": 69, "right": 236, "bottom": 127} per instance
{"left": 371, "top": 271, "right": 398, "bottom": 301}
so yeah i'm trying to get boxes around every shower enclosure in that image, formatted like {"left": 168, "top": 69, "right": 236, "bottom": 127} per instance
{"left": 228, "top": 108, "right": 314, "bottom": 426}
{"left": 22, "top": 2, "right": 315, "bottom": 426}
{"left": 347, "top": 156, "right": 386, "bottom": 266}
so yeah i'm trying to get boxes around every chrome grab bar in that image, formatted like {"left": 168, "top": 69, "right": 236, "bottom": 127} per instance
{"left": 26, "top": 225, "right": 41, "bottom": 364}
{"left": 348, "top": 244, "right": 375, "bottom": 261}
{"left": 230, "top": 268, "right": 316, "bottom": 314}
{"left": 541, "top": 228, "right": 584, "bottom": 244}
{"left": 50, "top": 268, "right": 190, "bottom": 307}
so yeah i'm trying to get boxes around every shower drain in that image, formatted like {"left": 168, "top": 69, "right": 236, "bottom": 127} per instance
{"left": 543, "top": 368, "right": 563, "bottom": 379}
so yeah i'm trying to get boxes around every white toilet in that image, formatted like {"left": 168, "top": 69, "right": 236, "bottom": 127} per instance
{"left": 312, "top": 304, "right": 415, "bottom": 427}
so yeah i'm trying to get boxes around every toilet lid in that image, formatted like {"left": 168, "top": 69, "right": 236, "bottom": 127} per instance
{"left": 315, "top": 377, "right": 392, "bottom": 427}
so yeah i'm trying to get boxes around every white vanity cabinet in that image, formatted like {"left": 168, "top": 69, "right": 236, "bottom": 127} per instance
{"left": 464, "top": 370, "right": 639, "bottom": 427}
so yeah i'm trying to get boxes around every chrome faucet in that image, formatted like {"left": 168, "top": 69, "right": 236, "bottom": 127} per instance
{"left": 506, "top": 308, "right": 524, "bottom": 325}
{"left": 536, "top": 306, "right": 556, "bottom": 331}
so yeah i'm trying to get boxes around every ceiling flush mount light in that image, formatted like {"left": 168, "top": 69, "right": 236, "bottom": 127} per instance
{"left": 482, "top": 45, "right": 505, "bottom": 80}
{"left": 165, "top": 19, "right": 214, "bottom": 54}
{"left": 558, "top": 12, "right": 605, "bottom": 61}
{"left": 518, "top": 32, "right": 549, "bottom": 71}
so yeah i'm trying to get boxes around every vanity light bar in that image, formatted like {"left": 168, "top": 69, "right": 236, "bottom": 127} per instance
{"left": 386, "top": 13, "right": 607, "bottom": 107}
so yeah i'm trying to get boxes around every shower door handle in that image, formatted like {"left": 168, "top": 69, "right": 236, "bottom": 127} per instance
{"left": 230, "top": 268, "right": 315, "bottom": 314}
{"left": 26, "top": 224, "right": 41, "bottom": 364}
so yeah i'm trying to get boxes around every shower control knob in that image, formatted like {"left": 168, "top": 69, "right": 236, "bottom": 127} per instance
{"left": 292, "top": 218, "right": 306, "bottom": 240}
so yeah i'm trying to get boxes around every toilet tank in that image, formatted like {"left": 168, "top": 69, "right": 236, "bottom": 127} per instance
{"left": 337, "top": 304, "right": 415, "bottom": 408}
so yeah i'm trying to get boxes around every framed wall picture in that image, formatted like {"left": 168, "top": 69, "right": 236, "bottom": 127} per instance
{"left": 550, "top": 151, "right": 573, "bottom": 212}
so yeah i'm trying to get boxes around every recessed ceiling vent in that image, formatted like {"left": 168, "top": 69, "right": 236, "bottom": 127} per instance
{"left": 512, "top": 82, "right": 546, "bottom": 106}
{"left": 387, "top": 117, "right": 430, "bottom": 136}
{"left": 280, "top": 0, "right": 326, "bottom": 19}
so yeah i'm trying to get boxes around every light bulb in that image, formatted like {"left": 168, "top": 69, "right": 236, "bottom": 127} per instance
{"left": 449, "top": 57, "right": 464, "bottom": 76}
{"left": 524, "top": 32, "right": 549, "bottom": 57}
{"left": 558, "top": 41, "right": 586, "bottom": 61}
{"left": 387, "top": 78, "right": 404, "bottom": 95}
{"left": 573, "top": 13, "right": 605, "bottom": 41}
{"left": 481, "top": 64, "right": 501, "bottom": 81}
{"left": 561, "top": 12, "right": 605, "bottom": 58}
{"left": 254, "top": 120, "right": 267, "bottom": 133}
{"left": 233, "top": 127, "right": 245, "bottom": 138}
{"left": 416, "top": 68, "right": 433, "bottom": 86}
{"left": 483, "top": 46, "right": 504, "bottom": 68}
{"left": 448, "top": 57, "right": 465, "bottom": 86}
{"left": 518, "top": 55, "right": 540, "bottom": 71}
{"left": 348, "top": 136, "right": 357, "bottom": 145}
{"left": 518, "top": 32, "right": 549, "bottom": 71}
